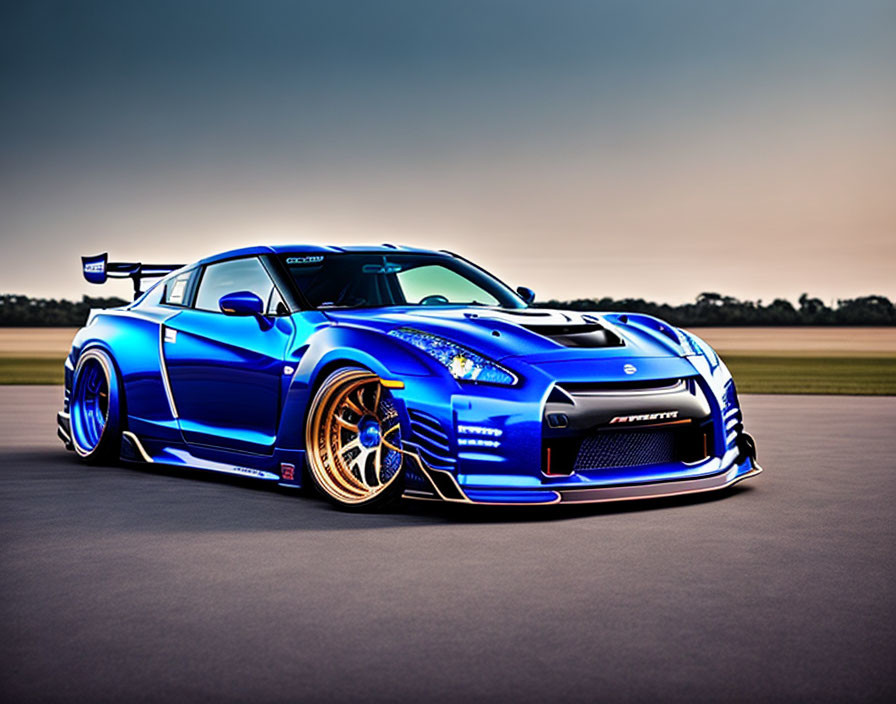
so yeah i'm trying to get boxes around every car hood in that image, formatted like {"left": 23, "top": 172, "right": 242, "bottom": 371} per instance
{"left": 319, "top": 306, "right": 690, "bottom": 363}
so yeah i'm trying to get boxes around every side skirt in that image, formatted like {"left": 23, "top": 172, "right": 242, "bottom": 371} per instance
{"left": 120, "top": 431, "right": 283, "bottom": 481}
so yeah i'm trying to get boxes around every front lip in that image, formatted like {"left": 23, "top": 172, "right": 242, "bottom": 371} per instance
{"left": 554, "top": 464, "right": 762, "bottom": 504}
{"left": 405, "top": 450, "right": 761, "bottom": 506}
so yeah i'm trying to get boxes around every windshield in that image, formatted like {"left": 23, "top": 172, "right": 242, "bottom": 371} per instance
{"left": 279, "top": 252, "right": 526, "bottom": 309}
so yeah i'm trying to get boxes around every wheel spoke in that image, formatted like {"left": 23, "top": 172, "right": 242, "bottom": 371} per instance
{"left": 354, "top": 388, "right": 372, "bottom": 415}
{"left": 331, "top": 448, "right": 370, "bottom": 495}
{"left": 349, "top": 446, "right": 373, "bottom": 485}
{"left": 371, "top": 383, "right": 382, "bottom": 415}
{"left": 340, "top": 437, "right": 361, "bottom": 456}
{"left": 381, "top": 437, "right": 402, "bottom": 453}
{"left": 343, "top": 396, "right": 365, "bottom": 416}
{"left": 373, "top": 445, "right": 382, "bottom": 484}
{"left": 382, "top": 423, "right": 399, "bottom": 437}
{"left": 335, "top": 414, "right": 359, "bottom": 432}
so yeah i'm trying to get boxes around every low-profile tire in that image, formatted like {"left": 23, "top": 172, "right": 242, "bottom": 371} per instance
{"left": 70, "top": 348, "right": 123, "bottom": 464}
{"left": 305, "top": 367, "right": 406, "bottom": 511}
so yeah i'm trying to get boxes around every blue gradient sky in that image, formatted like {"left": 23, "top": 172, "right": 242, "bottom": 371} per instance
{"left": 1, "top": 1, "right": 893, "bottom": 303}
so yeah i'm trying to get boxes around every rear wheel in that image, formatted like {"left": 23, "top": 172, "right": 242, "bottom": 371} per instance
{"left": 70, "top": 349, "right": 122, "bottom": 463}
{"left": 305, "top": 368, "right": 405, "bottom": 510}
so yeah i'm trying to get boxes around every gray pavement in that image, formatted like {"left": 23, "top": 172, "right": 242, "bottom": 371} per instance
{"left": 1, "top": 387, "right": 894, "bottom": 703}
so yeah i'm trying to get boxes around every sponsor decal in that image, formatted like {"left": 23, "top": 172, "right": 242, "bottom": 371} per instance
{"left": 457, "top": 424, "right": 503, "bottom": 437}
{"left": 230, "top": 466, "right": 268, "bottom": 478}
{"left": 609, "top": 411, "right": 679, "bottom": 424}
{"left": 281, "top": 463, "right": 295, "bottom": 481}
{"left": 623, "top": 363, "right": 637, "bottom": 375}
{"left": 286, "top": 255, "right": 324, "bottom": 265}
{"left": 458, "top": 438, "right": 501, "bottom": 448}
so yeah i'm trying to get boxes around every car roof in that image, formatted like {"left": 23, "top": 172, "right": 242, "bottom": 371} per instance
{"left": 196, "top": 244, "right": 445, "bottom": 266}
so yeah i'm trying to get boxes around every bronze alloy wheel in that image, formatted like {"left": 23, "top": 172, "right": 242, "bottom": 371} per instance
{"left": 305, "top": 368, "right": 405, "bottom": 508}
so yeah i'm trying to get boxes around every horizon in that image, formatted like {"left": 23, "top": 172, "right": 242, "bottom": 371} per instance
{"left": 2, "top": 285, "right": 892, "bottom": 309}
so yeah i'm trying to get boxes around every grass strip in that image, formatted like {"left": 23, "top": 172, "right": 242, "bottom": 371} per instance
{"left": 0, "top": 357, "right": 64, "bottom": 385}
{"left": 722, "top": 355, "right": 896, "bottom": 395}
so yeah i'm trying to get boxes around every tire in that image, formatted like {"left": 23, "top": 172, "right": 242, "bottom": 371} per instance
{"left": 70, "top": 348, "right": 123, "bottom": 464}
{"left": 305, "top": 367, "right": 406, "bottom": 510}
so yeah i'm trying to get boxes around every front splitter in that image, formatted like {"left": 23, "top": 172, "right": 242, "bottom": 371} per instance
{"left": 555, "top": 464, "right": 762, "bottom": 504}
{"left": 407, "top": 452, "right": 762, "bottom": 506}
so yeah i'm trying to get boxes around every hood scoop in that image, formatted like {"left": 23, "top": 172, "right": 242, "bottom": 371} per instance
{"left": 520, "top": 322, "right": 624, "bottom": 349}
{"left": 466, "top": 308, "right": 626, "bottom": 349}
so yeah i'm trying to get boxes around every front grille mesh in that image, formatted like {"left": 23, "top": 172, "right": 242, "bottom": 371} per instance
{"left": 573, "top": 429, "right": 677, "bottom": 470}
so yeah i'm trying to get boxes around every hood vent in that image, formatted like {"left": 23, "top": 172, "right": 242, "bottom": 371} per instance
{"left": 520, "top": 323, "right": 624, "bottom": 349}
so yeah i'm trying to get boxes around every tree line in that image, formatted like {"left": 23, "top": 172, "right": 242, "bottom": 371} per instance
{"left": 0, "top": 294, "right": 130, "bottom": 326}
{"left": 0, "top": 292, "right": 894, "bottom": 326}
{"left": 539, "top": 292, "right": 896, "bottom": 325}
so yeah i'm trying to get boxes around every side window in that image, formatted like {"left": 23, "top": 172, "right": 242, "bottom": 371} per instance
{"left": 163, "top": 271, "right": 193, "bottom": 306}
{"left": 194, "top": 258, "right": 275, "bottom": 313}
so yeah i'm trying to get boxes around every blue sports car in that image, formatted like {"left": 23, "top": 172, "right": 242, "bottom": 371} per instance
{"left": 58, "top": 246, "right": 761, "bottom": 509}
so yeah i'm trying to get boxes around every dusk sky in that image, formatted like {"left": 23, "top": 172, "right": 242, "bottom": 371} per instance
{"left": 1, "top": 0, "right": 893, "bottom": 304}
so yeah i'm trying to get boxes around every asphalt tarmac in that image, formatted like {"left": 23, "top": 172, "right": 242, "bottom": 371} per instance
{"left": 1, "top": 387, "right": 894, "bottom": 703}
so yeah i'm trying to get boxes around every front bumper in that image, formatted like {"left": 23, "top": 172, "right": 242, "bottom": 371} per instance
{"left": 405, "top": 448, "right": 761, "bottom": 506}
{"left": 397, "top": 358, "right": 762, "bottom": 505}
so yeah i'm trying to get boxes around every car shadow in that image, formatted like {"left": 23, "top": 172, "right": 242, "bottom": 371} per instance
{"left": 396, "top": 484, "right": 755, "bottom": 523}
{"left": 118, "top": 453, "right": 758, "bottom": 526}
{"left": 9, "top": 449, "right": 757, "bottom": 533}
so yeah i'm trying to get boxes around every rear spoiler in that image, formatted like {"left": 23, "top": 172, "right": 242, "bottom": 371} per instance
{"left": 82, "top": 253, "right": 184, "bottom": 300}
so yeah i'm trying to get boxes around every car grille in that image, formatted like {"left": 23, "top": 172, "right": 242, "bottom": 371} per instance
{"left": 573, "top": 428, "right": 678, "bottom": 470}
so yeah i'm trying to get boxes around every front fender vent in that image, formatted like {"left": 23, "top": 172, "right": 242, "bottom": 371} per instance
{"left": 406, "top": 409, "right": 455, "bottom": 471}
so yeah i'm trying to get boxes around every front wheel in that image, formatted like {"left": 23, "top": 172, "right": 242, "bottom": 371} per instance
{"left": 70, "top": 348, "right": 122, "bottom": 463}
{"left": 305, "top": 368, "right": 405, "bottom": 510}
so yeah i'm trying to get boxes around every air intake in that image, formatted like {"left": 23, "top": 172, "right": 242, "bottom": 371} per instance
{"left": 520, "top": 323, "right": 624, "bottom": 348}
{"left": 407, "top": 409, "right": 455, "bottom": 471}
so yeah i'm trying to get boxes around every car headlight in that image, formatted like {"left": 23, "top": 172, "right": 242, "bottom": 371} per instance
{"left": 388, "top": 328, "right": 517, "bottom": 385}
{"left": 678, "top": 329, "right": 720, "bottom": 370}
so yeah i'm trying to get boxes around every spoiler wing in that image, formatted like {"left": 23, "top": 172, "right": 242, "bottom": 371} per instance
{"left": 82, "top": 253, "right": 184, "bottom": 299}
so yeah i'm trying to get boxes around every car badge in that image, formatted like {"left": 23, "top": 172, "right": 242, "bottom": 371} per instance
{"left": 623, "top": 363, "right": 637, "bottom": 375}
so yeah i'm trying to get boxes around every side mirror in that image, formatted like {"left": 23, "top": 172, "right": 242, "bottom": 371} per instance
{"left": 516, "top": 286, "right": 536, "bottom": 305}
{"left": 219, "top": 291, "right": 264, "bottom": 317}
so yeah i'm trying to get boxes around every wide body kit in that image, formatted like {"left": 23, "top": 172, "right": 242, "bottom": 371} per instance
{"left": 58, "top": 246, "right": 760, "bottom": 507}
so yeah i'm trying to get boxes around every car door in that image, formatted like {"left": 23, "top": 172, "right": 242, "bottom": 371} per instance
{"left": 162, "top": 256, "right": 295, "bottom": 455}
